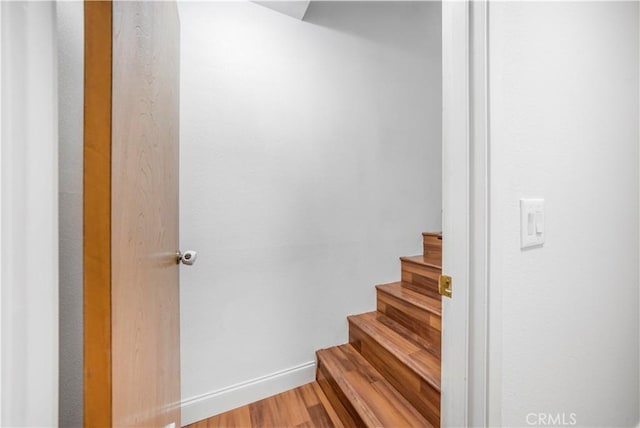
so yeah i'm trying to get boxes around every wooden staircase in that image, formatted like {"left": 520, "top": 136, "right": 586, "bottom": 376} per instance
{"left": 188, "top": 232, "right": 443, "bottom": 428}
{"left": 316, "top": 232, "right": 442, "bottom": 427}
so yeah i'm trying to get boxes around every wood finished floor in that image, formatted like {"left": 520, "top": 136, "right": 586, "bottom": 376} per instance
{"left": 185, "top": 382, "right": 343, "bottom": 428}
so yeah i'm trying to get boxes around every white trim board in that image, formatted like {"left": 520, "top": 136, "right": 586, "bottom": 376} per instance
{"left": 0, "top": 3, "right": 3, "bottom": 421}
{"left": 469, "top": 1, "right": 492, "bottom": 426}
{"left": 441, "top": 1, "right": 492, "bottom": 426}
{"left": 180, "top": 361, "right": 316, "bottom": 426}
{"left": 441, "top": 1, "right": 471, "bottom": 425}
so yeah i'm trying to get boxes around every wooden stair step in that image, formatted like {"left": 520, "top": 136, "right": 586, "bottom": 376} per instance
{"left": 401, "top": 255, "right": 442, "bottom": 271}
{"left": 376, "top": 281, "right": 441, "bottom": 357}
{"left": 422, "top": 232, "right": 442, "bottom": 265}
{"left": 348, "top": 312, "right": 441, "bottom": 426}
{"left": 348, "top": 312, "right": 441, "bottom": 390}
{"left": 400, "top": 255, "right": 442, "bottom": 299}
{"left": 374, "top": 304, "right": 441, "bottom": 360}
{"left": 377, "top": 281, "right": 441, "bottom": 316}
{"left": 316, "top": 344, "right": 433, "bottom": 428}
{"left": 422, "top": 232, "right": 442, "bottom": 238}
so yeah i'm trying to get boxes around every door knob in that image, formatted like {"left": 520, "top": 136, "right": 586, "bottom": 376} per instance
{"left": 177, "top": 250, "right": 197, "bottom": 266}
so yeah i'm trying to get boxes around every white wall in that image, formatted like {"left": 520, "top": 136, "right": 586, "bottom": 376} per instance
{"left": 56, "top": 2, "right": 84, "bottom": 427}
{"left": 178, "top": 1, "right": 441, "bottom": 423}
{"left": 1, "top": 2, "right": 59, "bottom": 425}
{"left": 488, "top": 2, "right": 639, "bottom": 426}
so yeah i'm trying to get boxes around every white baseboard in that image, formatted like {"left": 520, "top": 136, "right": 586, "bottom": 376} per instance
{"left": 180, "top": 360, "right": 317, "bottom": 426}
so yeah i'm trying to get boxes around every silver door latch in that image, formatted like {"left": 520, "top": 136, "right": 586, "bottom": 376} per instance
{"left": 177, "top": 250, "right": 197, "bottom": 266}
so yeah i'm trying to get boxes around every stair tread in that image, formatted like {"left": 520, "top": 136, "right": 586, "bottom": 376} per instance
{"left": 348, "top": 312, "right": 441, "bottom": 392}
{"left": 373, "top": 307, "right": 441, "bottom": 359}
{"left": 400, "top": 255, "right": 442, "bottom": 270}
{"left": 422, "top": 232, "right": 443, "bottom": 238}
{"left": 317, "top": 344, "right": 433, "bottom": 428}
{"left": 376, "top": 281, "right": 442, "bottom": 317}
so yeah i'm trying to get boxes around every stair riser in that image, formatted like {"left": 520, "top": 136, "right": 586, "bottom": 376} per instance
{"left": 316, "top": 362, "right": 361, "bottom": 427}
{"left": 401, "top": 261, "right": 441, "bottom": 299}
{"left": 377, "top": 291, "right": 441, "bottom": 358}
{"left": 422, "top": 235, "right": 442, "bottom": 265}
{"left": 349, "top": 321, "right": 440, "bottom": 427}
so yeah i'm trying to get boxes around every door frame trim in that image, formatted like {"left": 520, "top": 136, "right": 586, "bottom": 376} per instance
{"left": 83, "top": 1, "right": 113, "bottom": 426}
{"left": 468, "top": 1, "right": 495, "bottom": 425}
{"left": 0, "top": 4, "right": 4, "bottom": 419}
{"left": 441, "top": 1, "right": 492, "bottom": 425}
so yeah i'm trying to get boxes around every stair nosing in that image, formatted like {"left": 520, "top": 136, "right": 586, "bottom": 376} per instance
{"left": 400, "top": 255, "right": 442, "bottom": 270}
{"left": 422, "top": 232, "right": 443, "bottom": 238}
{"left": 376, "top": 281, "right": 441, "bottom": 317}
{"left": 348, "top": 312, "right": 441, "bottom": 392}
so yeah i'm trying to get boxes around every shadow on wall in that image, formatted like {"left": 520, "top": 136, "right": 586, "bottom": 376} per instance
{"left": 304, "top": 1, "right": 441, "bottom": 57}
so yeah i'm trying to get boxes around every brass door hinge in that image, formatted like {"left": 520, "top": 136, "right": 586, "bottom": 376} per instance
{"left": 439, "top": 274, "right": 452, "bottom": 298}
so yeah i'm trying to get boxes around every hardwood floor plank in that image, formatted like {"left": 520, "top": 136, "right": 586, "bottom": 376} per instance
{"left": 186, "top": 382, "right": 339, "bottom": 428}
{"left": 223, "top": 407, "right": 252, "bottom": 428}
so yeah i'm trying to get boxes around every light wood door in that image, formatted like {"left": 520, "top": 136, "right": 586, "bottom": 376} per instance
{"left": 83, "top": 1, "right": 181, "bottom": 426}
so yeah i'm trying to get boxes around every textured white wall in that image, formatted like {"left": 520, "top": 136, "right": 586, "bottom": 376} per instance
{"left": 1, "top": 2, "right": 59, "bottom": 425}
{"left": 178, "top": 1, "right": 441, "bottom": 421}
{"left": 56, "top": 2, "right": 84, "bottom": 427}
{"left": 489, "top": 2, "right": 639, "bottom": 426}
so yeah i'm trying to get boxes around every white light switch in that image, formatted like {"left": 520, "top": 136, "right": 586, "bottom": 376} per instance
{"left": 520, "top": 198, "right": 544, "bottom": 249}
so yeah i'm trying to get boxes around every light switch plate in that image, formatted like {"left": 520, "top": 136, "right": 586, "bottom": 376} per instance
{"left": 520, "top": 198, "right": 544, "bottom": 249}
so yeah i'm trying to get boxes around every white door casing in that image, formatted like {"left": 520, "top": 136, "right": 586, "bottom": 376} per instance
{"left": 441, "top": 1, "right": 470, "bottom": 425}
{"left": 442, "top": 1, "right": 491, "bottom": 426}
